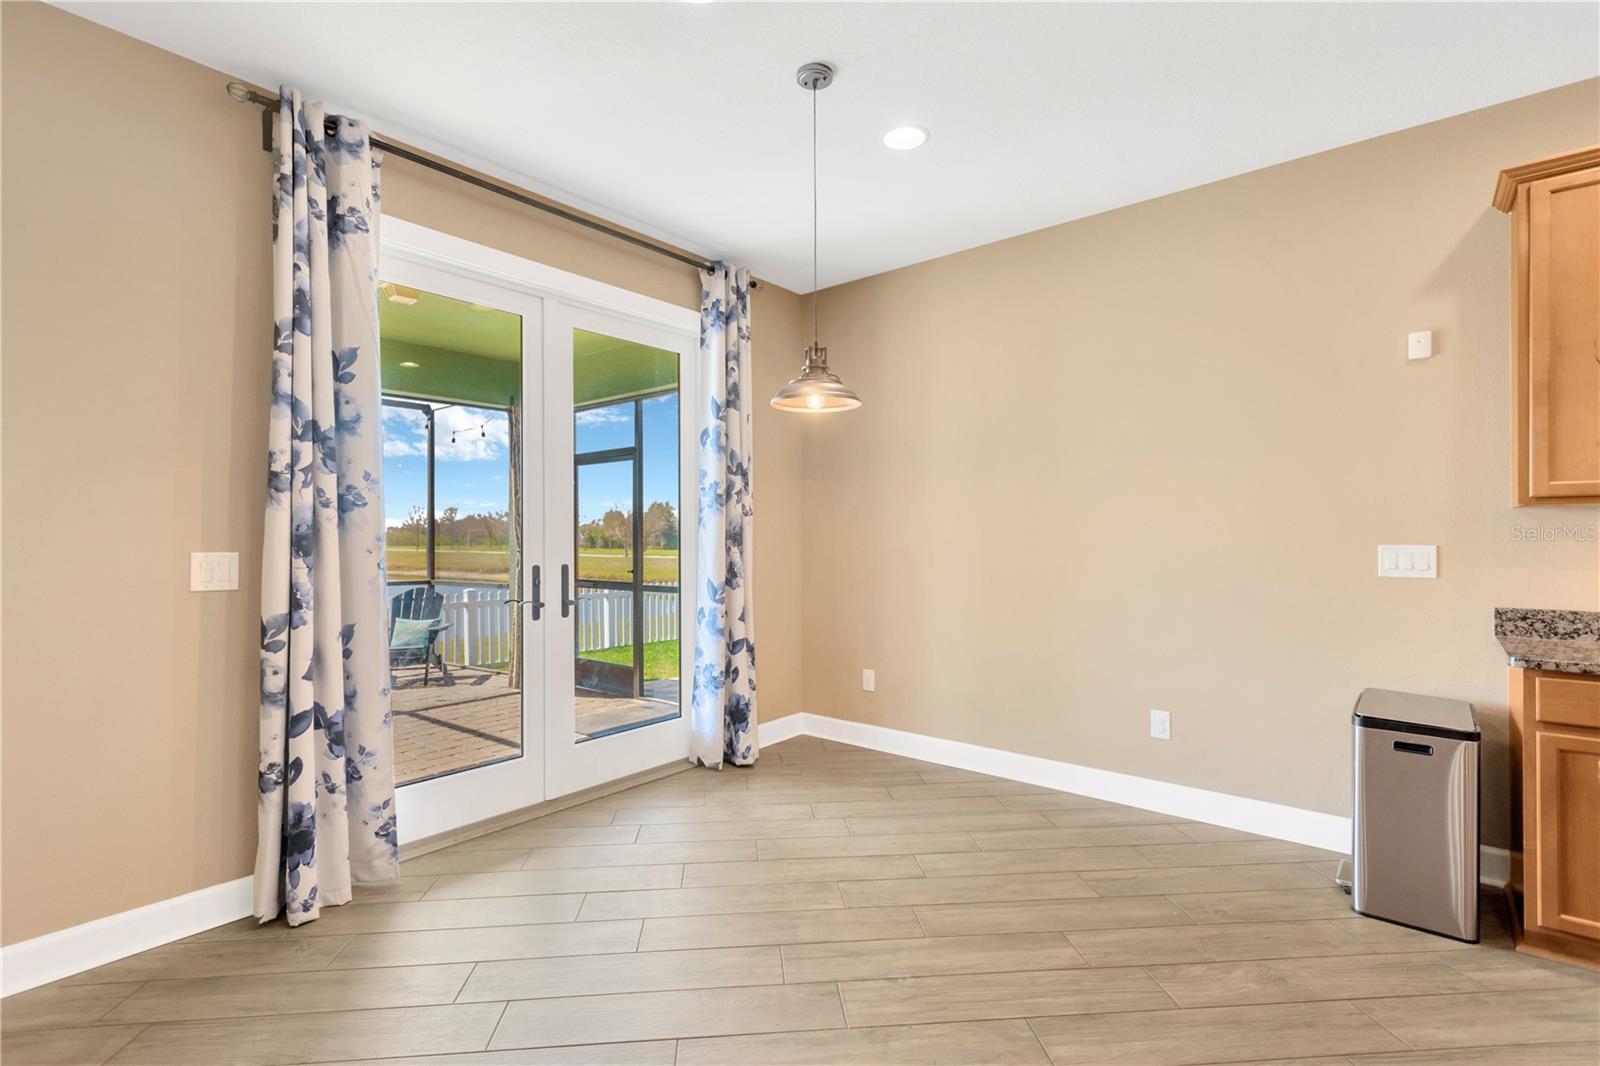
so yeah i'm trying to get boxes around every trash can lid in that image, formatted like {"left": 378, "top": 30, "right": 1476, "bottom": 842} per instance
{"left": 1352, "top": 688, "right": 1479, "bottom": 742}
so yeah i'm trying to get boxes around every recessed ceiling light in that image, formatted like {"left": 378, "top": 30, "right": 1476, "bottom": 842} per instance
{"left": 882, "top": 125, "right": 929, "bottom": 151}
{"left": 398, "top": 360, "right": 420, "bottom": 369}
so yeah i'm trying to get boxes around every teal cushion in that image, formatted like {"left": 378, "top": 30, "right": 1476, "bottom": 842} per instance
{"left": 391, "top": 616, "right": 436, "bottom": 651}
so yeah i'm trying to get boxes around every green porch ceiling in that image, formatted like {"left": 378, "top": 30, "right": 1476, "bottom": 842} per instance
{"left": 378, "top": 285, "right": 677, "bottom": 408}
{"left": 573, "top": 329, "right": 677, "bottom": 407}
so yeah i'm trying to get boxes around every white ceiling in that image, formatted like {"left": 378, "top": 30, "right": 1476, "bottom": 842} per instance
{"left": 58, "top": 2, "right": 1599, "bottom": 292}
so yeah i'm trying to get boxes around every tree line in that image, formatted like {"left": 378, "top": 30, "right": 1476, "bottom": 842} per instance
{"left": 391, "top": 501, "right": 680, "bottom": 552}
{"left": 391, "top": 506, "right": 509, "bottom": 550}
{"left": 579, "top": 501, "right": 678, "bottom": 551}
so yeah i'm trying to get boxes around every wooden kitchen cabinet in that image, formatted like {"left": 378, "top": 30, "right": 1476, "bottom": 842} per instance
{"left": 1508, "top": 668, "right": 1600, "bottom": 969}
{"left": 1494, "top": 147, "right": 1600, "bottom": 506}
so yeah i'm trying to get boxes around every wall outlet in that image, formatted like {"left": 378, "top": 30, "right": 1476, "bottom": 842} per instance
{"left": 862, "top": 669, "right": 876, "bottom": 693}
{"left": 190, "top": 552, "right": 239, "bottom": 592}
{"left": 1150, "top": 709, "right": 1171, "bottom": 741}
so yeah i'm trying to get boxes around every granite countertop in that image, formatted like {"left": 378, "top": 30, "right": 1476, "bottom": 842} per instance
{"left": 1494, "top": 608, "right": 1600, "bottom": 676}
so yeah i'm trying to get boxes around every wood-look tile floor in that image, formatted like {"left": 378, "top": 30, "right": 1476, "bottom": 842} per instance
{"left": 5, "top": 738, "right": 1598, "bottom": 1065}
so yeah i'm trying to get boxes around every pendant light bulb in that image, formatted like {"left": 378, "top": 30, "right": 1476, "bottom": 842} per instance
{"left": 771, "top": 61, "right": 861, "bottom": 414}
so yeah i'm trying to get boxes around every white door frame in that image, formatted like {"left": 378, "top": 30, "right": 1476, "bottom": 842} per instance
{"left": 381, "top": 216, "right": 700, "bottom": 840}
{"left": 376, "top": 252, "right": 545, "bottom": 844}
{"left": 542, "top": 302, "right": 698, "bottom": 799}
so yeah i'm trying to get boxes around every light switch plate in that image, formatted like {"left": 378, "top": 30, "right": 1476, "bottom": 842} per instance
{"left": 1377, "top": 544, "right": 1437, "bottom": 579}
{"left": 1407, "top": 330, "right": 1434, "bottom": 361}
{"left": 190, "top": 552, "right": 240, "bottom": 591}
{"left": 862, "top": 668, "right": 876, "bottom": 693}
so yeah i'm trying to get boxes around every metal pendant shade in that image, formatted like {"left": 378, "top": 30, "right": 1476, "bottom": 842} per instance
{"left": 770, "top": 344, "right": 860, "bottom": 412}
{"left": 772, "top": 61, "right": 861, "bottom": 414}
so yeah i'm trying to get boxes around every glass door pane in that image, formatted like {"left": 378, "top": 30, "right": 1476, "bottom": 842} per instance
{"left": 380, "top": 286, "right": 525, "bottom": 787}
{"left": 639, "top": 391, "right": 681, "bottom": 714}
{"left": 544, "top": 315, "right": 692, "bottom": 797}
{"left": 575, "top": 455, "right": 637, "bottom": 707}
{"left": 376, "top": 263, "right": 544, "bottom": 842}
{"left": 573, "top": 412, "right": 678, "bottom": 741}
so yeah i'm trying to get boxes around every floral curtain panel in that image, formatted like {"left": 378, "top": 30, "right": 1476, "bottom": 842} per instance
{"left": 256, "top": 88, "right": 397, "bottom": 924}
{"left": 690, "top": 265, "right": 760, "bottom": 768}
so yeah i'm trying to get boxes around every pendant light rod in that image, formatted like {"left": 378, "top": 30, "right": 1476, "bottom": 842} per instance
{"left": 813, "top": 72, "right": 819, "bottom": 343}
{"left": 771, "top": 61, "right": 860, "bottom": 414}
{"left": 795, "top": 61, "right": 833, "bottom": 326}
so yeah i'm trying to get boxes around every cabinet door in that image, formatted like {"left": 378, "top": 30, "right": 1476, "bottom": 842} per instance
{"left": 1532, "top": 727, "right": 1600, "bottom": 940}
{"left": 1526, "top": 167, "right": 1600, "bottom": 500}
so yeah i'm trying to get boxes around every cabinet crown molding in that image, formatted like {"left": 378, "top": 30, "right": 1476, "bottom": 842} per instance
{"left": 1493, "top": 144, "right": 1600, "bottom": 212}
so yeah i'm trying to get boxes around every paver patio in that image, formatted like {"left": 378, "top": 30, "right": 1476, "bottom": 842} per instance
{"left": 391, "top": 665, "right": 680, "bottom": 785}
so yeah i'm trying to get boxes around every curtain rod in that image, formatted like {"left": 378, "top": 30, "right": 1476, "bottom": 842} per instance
{"left": 227, "top": 81, "right": 756, "bottom": 287}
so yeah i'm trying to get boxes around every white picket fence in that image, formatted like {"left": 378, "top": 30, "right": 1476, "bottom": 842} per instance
{"left": 403, "top": 585, "right": 680, "bottom": 668}
{"left": 434, "top": 588, "right": 517, "bottom": 668}
{"left": 575, "top": 588, "right": 681, "bottom": 656}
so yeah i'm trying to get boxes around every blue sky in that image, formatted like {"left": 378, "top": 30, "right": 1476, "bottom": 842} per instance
{"left": 382, "top": 393, "right": 679, "bottom": 527}
{"left": 574, "top": 394, "right": 679, "bottom": 524}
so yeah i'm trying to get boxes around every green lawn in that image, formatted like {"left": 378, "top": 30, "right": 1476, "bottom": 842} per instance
{"left": 386, "top": 545, "right": 511, "bottom": 583}
{"left": 581, "top": 639, "right": 680, "bottom": 682}
{"left": 386, "top": 544, "right": 678, "bottom": 585}
{"left": 578, "top": 547, "right": 679, "bottom": 585}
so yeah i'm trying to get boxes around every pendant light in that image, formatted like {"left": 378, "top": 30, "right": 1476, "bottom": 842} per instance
{"left": 771, "top": 61, "right": 862, "bottom": 414}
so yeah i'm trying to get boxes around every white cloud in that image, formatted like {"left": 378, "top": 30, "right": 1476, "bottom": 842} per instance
{"left": 575, "top": 406, "right": 630, "bottom": 426}
{"left": 382, "top": 407, "right": 428, "bottom": 457}
{"left": 383, "top": 439, "right": 427, "bottom": 458}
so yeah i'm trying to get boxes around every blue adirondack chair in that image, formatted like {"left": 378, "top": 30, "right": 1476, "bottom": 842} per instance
{"left": 389, "top": 586, "right": 452, "bottom": 686}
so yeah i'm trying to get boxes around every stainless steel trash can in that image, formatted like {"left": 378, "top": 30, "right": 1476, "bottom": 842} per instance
{"left": 1352, "top": 688, "right": 1480, "bottom": 943}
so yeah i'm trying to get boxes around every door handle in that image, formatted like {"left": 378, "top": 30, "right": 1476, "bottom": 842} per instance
{"left": 561, "top": 564, "right": 577, "bottom": 617}
{"left": 528, "top": 565, "right": 546, "bottom": 621}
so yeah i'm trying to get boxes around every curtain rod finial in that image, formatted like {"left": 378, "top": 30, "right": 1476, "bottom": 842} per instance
{"left": 226, "top": 81, "right": 257, "bottom": 103}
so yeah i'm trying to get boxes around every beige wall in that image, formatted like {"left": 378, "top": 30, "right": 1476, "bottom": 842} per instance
{"left": 801, "top": 79, "right": 1600, "bottom": 850}
{"left": 0, "top": 2, "right": 805, "bottom": 945}
{"left": 4, "top": 1, "right": 1594, "bottom": 949}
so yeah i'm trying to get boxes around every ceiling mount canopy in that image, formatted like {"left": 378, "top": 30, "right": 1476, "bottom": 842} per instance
{"left": 771, "top": 60, "right": 862, "bottom": 415}
{"left": 795, "top": 61, "right": 834, "bottom": 92}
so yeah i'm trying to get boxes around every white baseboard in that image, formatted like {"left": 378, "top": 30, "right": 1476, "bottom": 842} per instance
{"left": 5, "top": 713, "right": 1509, "bottom": 997}
{"left": 779, "top": 713, "right": 1507, "bottom": 887}
{"left": 2, "top": 876, "right": 252, "bottom": 997}
{"left": 0, "top": 713, "right": 803, "bottom": 996}
{"left": 790, "top": 712, "right": 1351, "bottom": 851}
{"left": 758, "top": 712, "right": 806, "bottom": 748}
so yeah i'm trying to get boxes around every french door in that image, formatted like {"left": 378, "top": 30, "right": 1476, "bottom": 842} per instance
{"left": 380, "top": 219, "right": 698, "bottom": 843}
{"left": 542, "top": 304, "right": 696, "bottom": 799}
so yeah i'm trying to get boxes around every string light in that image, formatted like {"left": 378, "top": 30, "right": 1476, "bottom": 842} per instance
{"left": 450, "top": 422, "right": 488, "bottom": 445}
